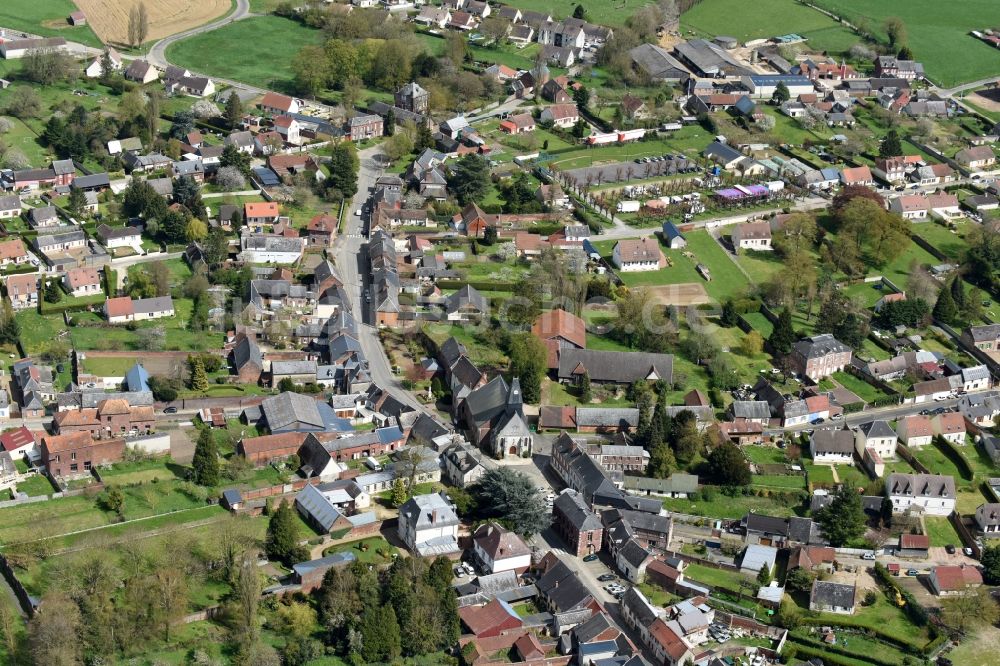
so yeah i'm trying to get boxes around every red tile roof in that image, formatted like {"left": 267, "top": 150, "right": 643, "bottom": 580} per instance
{"left": 0, "top": 426, "right": 34, "bottom": 452}
{"left": 104, "top": 296, "right": 134, "bottom": 318}
{"left": 933, "top": 564, "right": 982, "bottom": 591}
{"left": 458, "top": 599, "right": 523, "bottom": 637}
{"left": 899, "top": 534, "right": 929, "bottom": 550}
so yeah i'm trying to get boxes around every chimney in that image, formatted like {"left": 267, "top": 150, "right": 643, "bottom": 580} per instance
{"left": 431, "top": 509, "right": 438, "bottom": 524}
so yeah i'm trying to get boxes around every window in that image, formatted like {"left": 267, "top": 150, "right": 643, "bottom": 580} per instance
{"left": 71, "top": 452, "right": 76, "bottom": 461}
{"left": 70, "top": 463, "right": 78, "bottom": 472}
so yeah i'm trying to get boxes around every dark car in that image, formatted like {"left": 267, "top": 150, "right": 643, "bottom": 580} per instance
{"left": 945, "top": 544, "right": 956, "bottom": 554}
{"left": 583, "top": 553, "right": 599, "bottom": 562}
{"left": 163, "top": 406, "right": 178, "bottom": 414}
{"left": 597, "top": 573, "right": 617, "bottom": 582}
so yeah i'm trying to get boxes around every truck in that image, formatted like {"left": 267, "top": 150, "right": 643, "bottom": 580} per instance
{"left": 618, "top": 128, "right": 646, "bottom": 142}
{"left": 587, "top": 132, "right": 618, "bottom": 145}
{"left": 616, "top": 200, "right": 641, "bottom": 213}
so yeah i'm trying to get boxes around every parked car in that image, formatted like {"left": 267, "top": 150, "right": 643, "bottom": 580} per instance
{"left": 163, "top": 406, "right": 178, "bottom": 414}
{"left": 583, "top": 553, "right": 599, "bottom": 562}
{"left": 862, "top": 552, "right": 876, "bottom": 560}
{"left": 906, "top": 569, "right": 919, "bottom": 576}
{"left": 964, "top": 547, "right": 975, "bottom": 557}
{"left": 945, "top": 544, "right": 956, "bottom": 554}
{"left": 597, "top": 573, "right": 617, "bottom": 582}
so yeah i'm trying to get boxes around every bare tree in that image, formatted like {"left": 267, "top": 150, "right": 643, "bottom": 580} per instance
{"left": 128, "top": 2, "right": 150, "bottom": 48}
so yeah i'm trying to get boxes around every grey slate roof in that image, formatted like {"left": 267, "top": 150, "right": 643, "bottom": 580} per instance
{"left": 731, "top": 400, "right": 771, "bottom": 420}
{"left": 554, "top": 488, "right": 602, "bottom": 531}
{"left": 811, "top": 580, "right": 855, "bottom": 608}
{"left": 558, "top": 349, "right": 673, "bottom": 385}
{"left": 811, "top": 428, "right": 855, "bottom": 454}
{"left": 858, "top": 420, "right": 896, "bottom": 440}
{"left": 232, "top": 335, "right": 263, "bottom": 371}
{"left": 886, "top": 473, "right": 956, "bottom": 500}
{"left": 793, "top": 333, "right": 850, "bottom": 359}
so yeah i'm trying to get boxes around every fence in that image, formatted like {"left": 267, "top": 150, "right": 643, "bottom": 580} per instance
{"left": 895, "top": 443, "right": 931, "bottom": 474}
{"left": 0, "top": 553, "right": 36, "bottom": 617}
{"left": 949, "top": 510, "right": 980, "bottom": 558}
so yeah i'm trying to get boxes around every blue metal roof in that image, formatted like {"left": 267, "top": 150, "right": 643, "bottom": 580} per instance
{"left": 662, "top": 221, "right": 684, "bottom": 240}
{"left": 376, "top": 425, "right": 404, "bottom": 444}
{"left": 124, "top": 362, "right": 150, "bottom": 392}
{"left": 252, "top": 166, "right": 280, "bottom": 186}
{"left": 292, "top": 551, "right": 357, "bottom": 577}
{"left": 748, "top": 74, "right": 812, "bottom": 85}
{"left": 222, "top": 488, "right": 242, "bottom": 506}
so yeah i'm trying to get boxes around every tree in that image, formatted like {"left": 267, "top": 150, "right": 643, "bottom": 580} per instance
{"left": 0, "top": 300, "right": 19, "bottom": 347}
{"left": 189, "top": 355, "right": 210, "bottom": 392}
{"left": 216, "top": 166, "right": 247, "bottom": 191}
{"left": 225, "top": 91, "right": 244, "bottom": 129}
{"left": 482, "top": 225, "right": 499, "bottom": 246}
{"left": 44, "top": 279, "right": 62, "bottom": 304}
{"left": 756, "top": 564, "right": 772, "bottom": 586}
{"left": 383, "top": 131, "right": 413, "bottom": 162}
{"left": 507, "top": 333, "right": 547, "bottom": 405}
{"left": 579, "top": 371, "right": 592, "bottom": 403}
{"left": 480, "top": 16, "right": 510, "bottom": 47}
{"left": 192, "top": 427, "right": 220, "bottom": 486}
{"left": 415, "top": 123, "right": 435, "bottom": 151}
{"left": 293, "top": 45, "right": 330, "bottom": 96}
{"left": 100, "top": 486, "right": 126, "bottom": 517}
{"left": 359, "top": 604, "right": 401, "bottom": 663}
{"left": 67, "top": 186, "right": 87, "bottom": 218}
{"left": 4, "top": 88, "right": 41, "bottom": 120}
{"left": 768, "top": 307, "right": 796, "bottom": 356}
{"left": 932, "top": 286, "right": 959, "bottom": 325}
{"left": 447, "top": 153, "right": 491, "bottom": 205}
{"left": 884, "top": 17, "right": 907, "bottom": 48}
{"left": 772, "top": 81, "right": 790, "bottom": 103}
{"left": 325, "top": 143, "right": 359, "bottom": 200}
{"left": 784, "top": 567, "right": 814, "bottom": 593}
{"left": 128, "top": 2, "right": 150, "bottom": 47}
{"left": 647, "top": 441, "right": 676, "bottom": 479}
{"left": 816, "top": 482, "right": 867, "bottom": 546}
{"left": 879, "top": 129, "right": 903, "bottom": 158}
{"left": 739, "top": 331, "right": 764, "bottom": 357}
{"left": 941, "top": 586, "right": 999, "bottom": 632}
{"left": 232, "top": 551, "right": 263, "bottom": 644}
{"left": 266, "top": 500, "right": 307, "bottom": 566}
{"left": 832, "top": 184, "right": 885, "bottom": 217}
{"left": 220, "top": 142, "right": 252, "bottom": 178}
{"left": 981, "top": 542, "right": 1000, "bottom": 584}
{"left": 573, "top": 4, "right": 588, "bottom": 19}
{"left": 897, "top": 45, "right": 914, "bottom": 60}
{"left": 708, "top": 442, "right": 751, "bottom": 487}
{"left": 29, "top": 592, "right": 81, "bottom": 665}
{"left": 573, "top": 85, "right": 590, "bottom": 109}
{"left": 471, "top": 467, "right": 550, "bottom": 537}
{"left": 185, "top": 218, "right": 208, "bottom": 242}
{"left": 278, "top": 377, "right": 296, "bottom": 393}
{"left": 390, "top": 478, "right": 408, "bottom": 506}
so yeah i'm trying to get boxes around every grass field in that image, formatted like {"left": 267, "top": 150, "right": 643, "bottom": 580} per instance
{"left": 323, "top": 536, "right": 398, "bottom": 565}
{"left": 923, "top": 516, "right": 963, "bottom": 548}
{"left": 810, "top": 0, "right": 1000, "bottom": 87}
{"left": 15, "top": 474, "right": 55, "bottom": 497}
{"left": 681, "top": 0, "right": 858, "bottom": 54}
{"left": 502, "top": 0, "right": 657, "bottom": 27}
{"left": 0, "top": 0, "right": 103, "bottom": 48}
{"left": 166, "top": 16, "right": 322, "bottom": 91}
{"left": 830, "top": 371, "right": 891, "bottom": 404}
{"left": 912, "top": 221, "right": 971, "bottom": 262}
{"left": 662, "top": 492, "right": 803, "bottom": 519}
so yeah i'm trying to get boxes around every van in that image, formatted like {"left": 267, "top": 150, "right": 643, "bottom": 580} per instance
{"left": 365, "top": 456, "right": 382, "bottom": 472}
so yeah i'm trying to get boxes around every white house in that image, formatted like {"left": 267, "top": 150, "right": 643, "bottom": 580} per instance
{"left": 540, "top": 103, "right": 579, "bottom": 129}
{"left": 63, "top": 267, "right": 102, "bottom": 298}
{"left": 810, "top": 428, "right": 855, "bottom": 464}
{"left": 896, "top": 415, "right": 933, "bottom": 448}
{"left": 731, "top": 222, "right": 773, "bottom": 252}
{"left": 809, "top": 580, "right": 856, "bottom": 615}
{"left": 397, "top": 492, "right": 460, "bottom": 556}
{"left": 932, "top": 412, "right": 966, "bottom": 445}
{"left": 613, "top": 238, "right": 665, "bottom": 271}
{"left": 85, "top": 48, "right": 122, "bottom": 78}
{"left": 975, "top": 502, "right": 1000, "bottom": 535}
{"left": 854, "top": 420, "right": 897, "bottom": 460}
{"left": 472, "top": 522, "right": 532, "bottom": 573}
{"left": 104, "top": 296, "right": 175, "bottom": 324}
{"left": 886, "top": 472, "right": 956, "bottom": 516}
{"left": 961, "top": 365, "right": 991, "bottom": 392}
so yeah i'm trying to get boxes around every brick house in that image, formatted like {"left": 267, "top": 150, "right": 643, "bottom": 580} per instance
{"left": 5, "top": 273, "right": 38, "bottom": 310}
{"left": 790, "top": 334, "right": 852, "bottom": 380}
{"left": 52, "top": 398, "right": 155, "bottom": 439}
{"left": 348, "top": 114, "right": 384, "bottom": 141}
{"left": 41, "top": 431, "right": 125, "bottom": 478}
{"left": 306, "top": 213, "right": 337, "bottom": 247}
{"left": 552, "top": 488, "right": 603, "bottom": 556}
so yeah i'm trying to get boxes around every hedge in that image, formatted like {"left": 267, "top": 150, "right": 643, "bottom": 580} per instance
{"left": 785, "top": 639, "right": 894, "bottom": 666}
{"left": 39, "top": 295, "right": 106, "bottom": 315}
{"left": 788, "top": 635, "right": 900, "bottom": 666}
{"left": 1, "top": 264, "right": 38, "bottom": 277}
{"left": 436, "top": 279, "right": 516, "bottom": 292}
{"left": 932, "top": 435, "right": 974, "bottom": 482}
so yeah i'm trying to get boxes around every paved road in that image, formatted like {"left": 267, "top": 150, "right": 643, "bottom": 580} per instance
{"left": 333, "top": 146, "right": 432, "bottom": 417}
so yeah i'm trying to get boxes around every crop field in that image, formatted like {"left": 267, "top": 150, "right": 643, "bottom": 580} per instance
{"left": 681, "top": 0, "right": 858, "bottom": 54}
{"left": 166, "top": 16, "right": 321, "bottom": 91}
{"left": 73, "top": 0, "right": 232, "bottom": 45}
{"left": 810, "top": 0, "right": 1000, "bottom": 87}
{"left": 0, "top": 0, "right": 102, "bottom": 48}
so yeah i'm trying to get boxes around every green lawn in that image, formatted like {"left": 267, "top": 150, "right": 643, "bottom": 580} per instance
{"left": 501, "top": 0, "right": 658, "bottom": 27}
{"left": 0, "top": 0, "right": 102, "bottom": 48}
{"left": 923, "top": 516, "right": 963, "bottom": 548}
{"left": 661, "top": 492, "right": 803, "bottom": 519}
{"left": 910, "top": 444, "right": 968, "bottom": 483}
{"left": 683, "top": 563, "right": 752, "bottom": 592}
{"left": 913, "top": 221, "right": 971, "bottom": 262}
{"left": 810, "top": 0, "right": 1000, "bottom": 87}
{"left": 166, "top": 16, "right": 322, "bottom": 91}
{"left": 830, "top": 371, "right": 892, "bottom": 404}
{"left": 81, "top": 355, "right": 145, "bottom": 377}
{"left": 682, "top": 0, "right": 859, "bottom": 53}
{"left": 15, "top": 474, "right": 55, "bottom": 497}
{"left": 323, "top": 536, "right": 398, "bottom": 565}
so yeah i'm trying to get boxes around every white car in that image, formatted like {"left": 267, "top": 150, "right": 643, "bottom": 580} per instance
{"left": 862, "top": 552, "right": 876, "bottom": 560}
{"left": 355, "top": 209, "right": 362, "bottom": 216}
